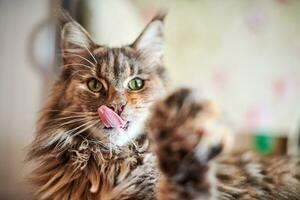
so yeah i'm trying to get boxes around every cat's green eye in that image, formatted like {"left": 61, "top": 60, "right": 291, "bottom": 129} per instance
{"left": 87, "top": 78, "right": 103, "bottom": 92}
{"left": 128, "top": 78, "right": 144, "bottom": 91}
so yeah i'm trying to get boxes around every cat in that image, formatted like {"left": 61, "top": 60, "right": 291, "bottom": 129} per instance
{"left": 27, "top": 13, "right": 167, "bottom": 200}
{"left": 27, "top": 12, "right": 300, "bottom": 200}
{"left": 149, "top": 88, "right": 300, "bottom": 200}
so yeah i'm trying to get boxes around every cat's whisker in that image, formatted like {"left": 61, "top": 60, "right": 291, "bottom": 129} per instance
{"left": 46, "top": 116, "right": 99, "bottom": 131}
{"left": 65, "top": 120, "right": 96, "bottom": 135}
{"left": 44, "top": 110, "right": 96, "bottom": 114}
{"left": 68, "top": 69, "right": 92, "bottom": 76}
{"left": 109, "top": 132, "right": 113, "bottom": 158}
{"left": 81, "top": 43, "right": 98, "bottom": 65}
{"left": 61, "top": 51, "right": 96, "bottom": 68}
{"left": 62, "top": 63, "right": 95, "bottom": 72}
{"left": 71, "top": 121, "right": 98, "bottom": 138}
{"left": 60, "top": 43, "right": 98, "bottom": 66}
{"left": 68, "top": 121, "right": 100, "bottom": 148}
{"left": 49, "top": 115, "right": 98, "bottom": 124}
{"left": 54, "top": 121, "right": 96, "bottom": 149}
{"left": 67, "top": 70, "right": 90, "bottom": 82}
{"left": 45, "top": 114, "right": 92, "bottom": 122}
{"left": 72, "top": 74, "right": 90, "bottom": 80}
{"left": 72, "top": 73, "right": 89, "bottom": 79}
{"left": 59, "top": 118, "right": 92, "bottom": 126}
{"left": 60, "top": 68, "right": 94, "bottom": 83}
{"left": 46, "top": 118, "right": 90, "bottom": 131}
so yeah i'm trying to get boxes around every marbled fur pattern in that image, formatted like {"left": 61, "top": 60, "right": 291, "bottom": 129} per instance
{"left": 27, "top": 13, "right": 166, "bottom": 200}
{"left": 148, "top": 88, "right": 300, "bottom": 200}
{"left": 27, "top": 12, "right": 300, "bottom": 200}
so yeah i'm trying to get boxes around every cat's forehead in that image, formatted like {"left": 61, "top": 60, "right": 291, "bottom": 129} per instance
{"left": 93, "top": 47, "right": 141, "bottom": 87}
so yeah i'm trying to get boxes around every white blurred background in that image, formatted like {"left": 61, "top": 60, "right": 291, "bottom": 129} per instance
{"left": 0, "top": 0, "right": 299, "bottom": 199}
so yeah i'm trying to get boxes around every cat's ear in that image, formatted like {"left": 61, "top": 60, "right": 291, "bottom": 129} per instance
{"left": 60, "top": 14, "right": 94, "bottom": 53}
{"left": 132, "top": 13, "right": 166, "bottom": 66}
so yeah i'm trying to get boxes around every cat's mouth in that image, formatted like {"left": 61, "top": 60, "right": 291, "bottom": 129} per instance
{"left": 103, "top": 121, "right": 130, "bottom": 131}
{"left": 98, "top": 105, "right": 129, "bottom": 132}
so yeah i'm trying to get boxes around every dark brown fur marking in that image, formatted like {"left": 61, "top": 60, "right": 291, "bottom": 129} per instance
{"left": 28, "top": 13, "right": 166, "bottom": 200}
{"left": 148, "top": 88, "right": 300, "bottom": 200}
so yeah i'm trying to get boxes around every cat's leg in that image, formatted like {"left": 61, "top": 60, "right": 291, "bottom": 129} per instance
{"left": 149, "top": 88, "right": 223, "bottom": 200}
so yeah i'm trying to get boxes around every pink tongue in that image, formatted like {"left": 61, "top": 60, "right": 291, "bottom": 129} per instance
{"left": 98, "top": 105, "right": 127, "bottom": 129}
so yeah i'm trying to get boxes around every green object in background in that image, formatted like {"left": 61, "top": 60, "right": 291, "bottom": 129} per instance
{"left": 253, "top": 132, "right": 275, "bottom": 155}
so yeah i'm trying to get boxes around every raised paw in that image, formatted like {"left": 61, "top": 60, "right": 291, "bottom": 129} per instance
{"left": 148, "top": 88, "right": 226, "bottom": 177}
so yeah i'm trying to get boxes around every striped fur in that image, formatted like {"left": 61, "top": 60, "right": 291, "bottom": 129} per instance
{"left": 28, "top": 12, "right": 300, "bottom": 200}
{"left": 27, "top": 14, "right": 166, "bottom": 200}
{"left": 148, "top": 88, "right": 300, "bottom": 200}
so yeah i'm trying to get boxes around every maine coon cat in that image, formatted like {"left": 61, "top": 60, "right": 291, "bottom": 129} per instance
{"left": 28, "top": 12, "right": 300, "bottom": 200}
{"left": 28, "top": 13, "right": 167, "bottom": 200}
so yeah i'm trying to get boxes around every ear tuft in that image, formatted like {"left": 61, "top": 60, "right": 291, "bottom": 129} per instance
{"left": 132, "top": 13, "right": 166, "bottom": 66}
{"left": 60, "top": 12, "right": 94, "bottom": 53}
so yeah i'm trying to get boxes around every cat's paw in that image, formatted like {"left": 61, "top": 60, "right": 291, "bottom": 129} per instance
{"left": 149, "top": 88, "right": 203, "bottom": 151}
{"left": 149, "top": 88, "right": 228, "bottom": 176}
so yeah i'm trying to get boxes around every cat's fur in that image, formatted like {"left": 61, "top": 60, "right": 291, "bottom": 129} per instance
{"left": 27, "top": 13, "right": 300, "bottom": 200}
{"left": 149, "top": 88, "right": 300, "bottom": 200}
{"left": 27, "top": 14, "right": 166, "bottom": 200}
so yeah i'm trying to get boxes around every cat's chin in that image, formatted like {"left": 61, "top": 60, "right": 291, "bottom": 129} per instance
{"left": 104, "top": 114, "right": 149, "bottom": 147}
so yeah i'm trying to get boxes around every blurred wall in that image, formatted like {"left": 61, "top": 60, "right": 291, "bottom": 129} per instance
{"left": 0, "top": 0, "right": 49, "bottom": 199}
{"left": 134, "top": 0, "right": 300, "bottom": 137}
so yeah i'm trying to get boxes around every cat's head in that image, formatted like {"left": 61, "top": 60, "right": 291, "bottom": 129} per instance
{"left": 39, "top": 13, "right": 167, "bottom": 149}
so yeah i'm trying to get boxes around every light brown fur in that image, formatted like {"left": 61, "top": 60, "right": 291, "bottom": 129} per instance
{"left": 148, "top": 88, "right": 300, "bottom": 200}
{"left": 27, "top": 12, "right": 300, "bottom": 200}
{"left": 27, "top": 13, "right": 166, "bottom": 200}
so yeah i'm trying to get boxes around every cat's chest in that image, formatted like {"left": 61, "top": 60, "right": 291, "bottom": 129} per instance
{"left": 97, "top": 153, "right": 158, "bottom": 200}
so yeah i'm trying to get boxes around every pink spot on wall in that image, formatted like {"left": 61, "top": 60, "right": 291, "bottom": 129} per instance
{"left": 212, "top": 68, "right": 230, "bottom": 89}
{"left": 273, "top": 76, "right": 295, "bottom": 100}
{"left": 245, "top": 104, "right": 272, "bottom": 131}
{"left": 245, "top": 7, "right": 267, "bottom": 34}
{"left": 277, "top": 0, "right": 289, "bottom": 5}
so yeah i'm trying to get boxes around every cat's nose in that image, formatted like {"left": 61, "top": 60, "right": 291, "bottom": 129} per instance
{"left": 107, "top": 103, "right": 126, "bottom": 115}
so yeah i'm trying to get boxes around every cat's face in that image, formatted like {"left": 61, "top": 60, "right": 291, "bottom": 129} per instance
{"left": 42, "top": 15, "right": 167, "bottom": 148}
